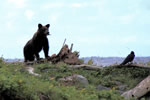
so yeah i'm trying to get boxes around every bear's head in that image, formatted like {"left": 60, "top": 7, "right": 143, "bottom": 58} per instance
{"left": 38, "top": 24, "right": 50, "bottom": 36}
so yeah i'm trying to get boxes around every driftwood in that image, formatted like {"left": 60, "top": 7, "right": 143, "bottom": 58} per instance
{"left": 121, "top": 75, "right": 150, "bottom": 99}
{"left": 48, "top": 39, "right": 82, "bottom": 65}
{"left": 68, "top": 64, "right": 103, "bottom": 70}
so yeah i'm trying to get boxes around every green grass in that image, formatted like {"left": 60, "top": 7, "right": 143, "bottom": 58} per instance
{"left": 0, "top": 59, "right": 148, "bottom": 100}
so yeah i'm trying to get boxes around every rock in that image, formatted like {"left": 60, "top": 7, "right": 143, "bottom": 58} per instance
{"left": 96, "top": 85, "right": 110, "bottom": 91}
{"left": 96, "top": 84, "right": 125, "bottom": 95}
{"left": 118, "top": 84, "right": 127, "bottom": 91}
{"left": 39, "top": 93, "right": 49, "bottom": 100}
{"left": 58, "top": 74, "right": 89, "bottom": 87}
{"left": 114, "top": 81, "right": 127, "bottom": 91}
{"left": 74, "top": 75, "right": 89, "bottom": 87}
{"left": 26, "top": 67, "right": 40, "bottom": 76}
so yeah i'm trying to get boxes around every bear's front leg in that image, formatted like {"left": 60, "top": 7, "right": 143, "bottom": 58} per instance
{"left": 43, "top": 38, "right": 49, "bottom": 58}
{"left": 43, "top": 47, "right": 49, "bottom": 58}
{"left": 35, "top": 53, "right": 40, "bottom": 60}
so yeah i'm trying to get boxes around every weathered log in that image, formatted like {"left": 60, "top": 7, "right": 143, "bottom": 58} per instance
{"left": 121, "top": 75, "right": 150, "bottom": 99}
{"left": 112, "top": 64, "right": 150, "bottom": 69}
{"left": 130, "top": 64, "right": 150, "bottom": 69}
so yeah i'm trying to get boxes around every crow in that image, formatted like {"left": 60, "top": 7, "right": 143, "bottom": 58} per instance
{"left": 120, "top": 51, "right": 135, "bottom": 65}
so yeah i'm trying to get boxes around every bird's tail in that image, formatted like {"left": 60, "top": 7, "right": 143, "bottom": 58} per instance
{"left": 120, "top": 61, "right": 125, "bottom": 65}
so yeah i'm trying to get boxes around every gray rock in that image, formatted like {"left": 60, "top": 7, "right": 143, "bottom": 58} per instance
{"left": 26, "top": 67, "right": 40, "bottom": 76}
{"left": 74, "top": 75, "right": 89, "bottom": 87}
{"left": 114, "top": 81, "right": 127, "bottom": 91}
{"left": 59, "top": 74, "right": 89, "bottom": 87}
{"left": 117, "top": 90, "right": 125, "bottom": 95}
{"left": 96, "top": 85, "right": 110, "bottom": 91}
{"left": 118, "top": 84, "right": 127, "bottom": 91}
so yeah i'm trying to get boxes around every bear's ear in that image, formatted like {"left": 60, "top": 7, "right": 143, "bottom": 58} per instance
{"left": 38, "top": 24, "right": 42, "bottom": 29}
{"left": 46, "top": 24, "right": 50, "bottom": 28}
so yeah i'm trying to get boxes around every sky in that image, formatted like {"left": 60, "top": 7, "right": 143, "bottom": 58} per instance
{"left": 0, "top": 0, "right": 150, "bottom": 59}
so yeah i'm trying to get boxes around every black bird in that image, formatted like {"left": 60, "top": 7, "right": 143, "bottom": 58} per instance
{"left": 120, "top": 51, "right": 135, "bottom": 65}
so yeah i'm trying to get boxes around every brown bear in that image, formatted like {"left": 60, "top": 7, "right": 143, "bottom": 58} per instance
{"left": 23, "top": 23, "right": 50, "bottom": 62}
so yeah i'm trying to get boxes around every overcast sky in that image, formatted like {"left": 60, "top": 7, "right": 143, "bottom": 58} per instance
{"left": 0, "top": 0, "right": 150, "bottom": 58}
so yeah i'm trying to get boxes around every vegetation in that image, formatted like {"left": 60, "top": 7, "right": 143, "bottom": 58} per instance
{"left": 87, "top": 59, "right": 93, "bottom": 65}
{"left": 0, "top": 58, "right": 149, "bottom": 100}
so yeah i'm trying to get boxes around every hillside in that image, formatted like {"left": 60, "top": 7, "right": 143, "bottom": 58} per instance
{"left": 1, "top": 58, "right": 150, "bottom": 100}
